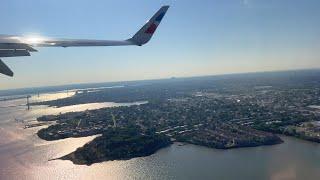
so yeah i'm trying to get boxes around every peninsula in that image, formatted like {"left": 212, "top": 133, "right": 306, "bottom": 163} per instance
{"left": 34, "top": 71, "right": 320, "bottom": 165}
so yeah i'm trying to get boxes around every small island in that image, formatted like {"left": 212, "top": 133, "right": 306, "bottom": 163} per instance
{"left": 59, "top": 127, "right": 172, "bottom": 165}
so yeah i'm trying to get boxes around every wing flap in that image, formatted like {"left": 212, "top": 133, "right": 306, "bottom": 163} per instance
{"left": 0, "top": 43, "right": 37, "bottom": 52}
{"left": 0, "top": 50, "right": 30, "bottom": 57}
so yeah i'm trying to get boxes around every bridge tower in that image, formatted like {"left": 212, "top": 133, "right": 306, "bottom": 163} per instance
{"left": 26, "top": 95, "right": 31, "bottom": 110}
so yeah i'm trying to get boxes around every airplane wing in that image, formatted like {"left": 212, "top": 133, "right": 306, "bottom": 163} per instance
{"left": 0, "top": 59, "right": 14, "bottom": 77}
{"left": 0, "top": 5, "right": 169, "bottom": 77}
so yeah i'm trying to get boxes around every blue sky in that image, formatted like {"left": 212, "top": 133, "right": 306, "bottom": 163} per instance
{"left": 1, "top": 0, "right": 320, "bottom": 89}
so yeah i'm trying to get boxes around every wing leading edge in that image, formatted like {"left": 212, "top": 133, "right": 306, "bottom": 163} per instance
{"left": 0, "top": 5, "right": 169, "bottom": 77}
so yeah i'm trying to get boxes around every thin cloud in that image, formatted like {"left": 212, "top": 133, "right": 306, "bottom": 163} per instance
{"left": 242, "top": 0, "right": 253, "bottom": 7}
{"left": 242, "top": 0, "right": 249, "bottom": 5}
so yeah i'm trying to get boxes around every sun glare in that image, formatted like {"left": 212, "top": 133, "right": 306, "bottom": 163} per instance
{"left": 23, "top": 36, "right": 46, "bottom": 44}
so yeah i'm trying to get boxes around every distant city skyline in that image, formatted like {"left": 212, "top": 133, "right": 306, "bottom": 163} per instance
{"left": 1, "top": 0, "right": 320, "bottom": 90}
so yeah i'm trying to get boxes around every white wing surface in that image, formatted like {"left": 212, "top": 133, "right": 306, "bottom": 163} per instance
{"left": 0, "top": 6, "right": 170, "bottom": 77}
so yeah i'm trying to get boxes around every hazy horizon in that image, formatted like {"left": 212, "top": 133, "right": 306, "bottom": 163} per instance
{"left": 0, "top": 68, "right": 319, "bottom": 93}
{"left": 1, "top": 0, "right": 320, "bottom": 90}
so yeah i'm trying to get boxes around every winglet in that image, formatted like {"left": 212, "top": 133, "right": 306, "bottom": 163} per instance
{"left": 128, "top": 5, "right": 169, "bottom": 46}
{"left": 0, "top": 59, "right": 14, "bottom": 77}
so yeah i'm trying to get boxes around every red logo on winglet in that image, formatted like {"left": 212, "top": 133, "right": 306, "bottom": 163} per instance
{"left": 145, "top": 23, "right": 158, "bottom": 34}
